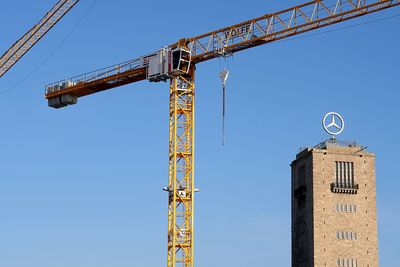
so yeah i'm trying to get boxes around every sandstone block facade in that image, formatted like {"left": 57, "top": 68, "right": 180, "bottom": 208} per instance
{"left": 291, "top": 140, "right": 378, "bottom": 267}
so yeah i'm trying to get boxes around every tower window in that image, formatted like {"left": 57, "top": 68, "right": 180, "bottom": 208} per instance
{"left": 336, "top": 258, "right": 358, "bottom": 267}
{"left": 332, "top": 161, "right": 358, "bottom": 194}
{"left": 336, "top": 231, "right": 358, "bottom": 240}
{"left": 335, "top": 204, "right": 357, "bottom": 213}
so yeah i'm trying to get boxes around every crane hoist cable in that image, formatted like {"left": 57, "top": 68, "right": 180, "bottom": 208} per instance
{"left": 219, "top": 65, "right": 230, "bottom": 146}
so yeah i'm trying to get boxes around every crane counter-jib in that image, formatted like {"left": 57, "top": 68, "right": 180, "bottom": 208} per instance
{"left": 45, "top": 67, "right": 147, "bottom": 105}
{"left": 45, "top": 47, "right": 192, "bottom": 108}
{"left": 44, "top": 56, "right": 153, "bottom": 102}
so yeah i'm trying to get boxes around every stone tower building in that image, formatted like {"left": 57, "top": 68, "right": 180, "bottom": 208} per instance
{"left": 291, "top": 139, "right": 379, "bottom": 267}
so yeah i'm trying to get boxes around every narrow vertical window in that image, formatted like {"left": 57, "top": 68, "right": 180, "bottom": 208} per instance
{"left": 336, "top": 161, "right": 339, "bottom": 184}
{"left": 339, "top": 162, "right": 343, "bottom": 186}
{"left": 351, "top": 162, "right": 355, "bottom": 187}
{"left": 347, "top": 162, "right": 350, "bottom": 187}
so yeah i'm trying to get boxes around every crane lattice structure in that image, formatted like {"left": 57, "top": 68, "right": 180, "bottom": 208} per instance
{"left": 0, "top": 0, "right": 79, "bottom": 78}
{"left": 43, "top": 0, "right": 399, "bottom": 266}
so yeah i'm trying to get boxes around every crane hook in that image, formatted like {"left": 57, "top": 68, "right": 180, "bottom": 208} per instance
{"left": 219, "top": 69, "right": 229, "bottom": 146}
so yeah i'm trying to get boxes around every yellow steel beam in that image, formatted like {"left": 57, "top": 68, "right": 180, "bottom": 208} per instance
{"left": 167, "top": 68, "right": 195, "bottom": 267}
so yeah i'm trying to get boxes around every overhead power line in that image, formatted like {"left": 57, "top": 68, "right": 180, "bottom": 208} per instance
{"left": 0, "top": 0, "right": 98, "bottom": 96}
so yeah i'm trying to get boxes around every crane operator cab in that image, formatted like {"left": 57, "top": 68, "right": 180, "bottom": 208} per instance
{"left": 169, "top": 47, "right": 191, "bottom": 76}
{"left": 146, "top": 47, "right": 191, "bottom": 82}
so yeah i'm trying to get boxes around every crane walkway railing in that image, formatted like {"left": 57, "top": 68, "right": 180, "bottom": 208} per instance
{"left": 45, "top": 57, "right": 141, "bottom": 94}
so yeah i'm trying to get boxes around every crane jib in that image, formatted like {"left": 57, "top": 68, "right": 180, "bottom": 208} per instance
{"left": 188, "top": 0, "right": 400, "bottom": 63}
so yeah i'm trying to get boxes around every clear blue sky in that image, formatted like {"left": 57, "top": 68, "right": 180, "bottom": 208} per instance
{"left": 0, "top": 1, "right": 399, "bottom": 266}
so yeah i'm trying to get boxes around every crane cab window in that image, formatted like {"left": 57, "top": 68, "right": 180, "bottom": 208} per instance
{"left": 171, "top": 48, "right": 191, "bottom": 75}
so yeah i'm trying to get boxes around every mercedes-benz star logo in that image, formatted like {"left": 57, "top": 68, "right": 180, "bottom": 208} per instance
{"left": 322, "top": 112, "right": 344, "bottom": 136}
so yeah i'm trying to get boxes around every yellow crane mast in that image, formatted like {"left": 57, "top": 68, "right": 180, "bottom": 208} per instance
{"left": 0, "top": 0, "right": 79, "bottom": 78}
{"left": 44, "top": 1, "right": 399, "bottom": 266}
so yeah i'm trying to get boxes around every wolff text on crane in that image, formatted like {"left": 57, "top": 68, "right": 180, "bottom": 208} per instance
{"left": 223, "top": 24, "right": 252, "bottom": 39}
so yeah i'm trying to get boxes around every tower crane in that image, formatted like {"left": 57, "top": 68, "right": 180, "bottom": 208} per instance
{"left": 0, "top": 0, "right": 79, "bottom": 78}
{"left": 44, "top": 0, "right": 399, "bottom": 266}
